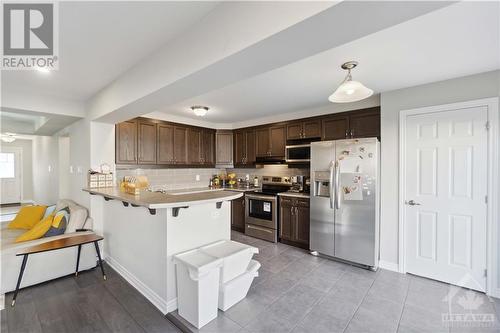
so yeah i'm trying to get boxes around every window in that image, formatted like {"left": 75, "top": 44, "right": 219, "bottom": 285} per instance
{"left": 0, "top": 153, "right": 15, "bottom": 178}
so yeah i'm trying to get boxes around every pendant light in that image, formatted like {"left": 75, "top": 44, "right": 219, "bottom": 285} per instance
{"left": 329, "top": 61, "right": 373, "bottom": 103}
{"left": 191, "top": 105, "right": 209, "bottom": 117}
{"left": 1, "top": 133, "right": 16, "bottom": 143}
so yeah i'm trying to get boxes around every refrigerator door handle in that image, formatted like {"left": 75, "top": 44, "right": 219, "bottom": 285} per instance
{"left": 329, "top": 161, "right": 335, "bottom": 209}
{"left": 334, "top": 160, "right": 340, "bottom": 209}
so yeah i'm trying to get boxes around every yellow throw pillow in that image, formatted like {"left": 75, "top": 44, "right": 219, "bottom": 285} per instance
{"left": 8, "top": 205, "right": 47, "bottom": 230}
{"left": 15, "top": 214, "right": 54, "bottom": 243}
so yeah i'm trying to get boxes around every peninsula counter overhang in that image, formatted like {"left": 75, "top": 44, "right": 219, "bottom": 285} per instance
{"left": 83, "top": 187, "right": 243, "bottom": 210}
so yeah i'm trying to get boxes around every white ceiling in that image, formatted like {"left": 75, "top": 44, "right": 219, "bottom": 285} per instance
{"left": 0, "top": 110, "right": 80, "bottom": 135}
{"left": 2, "top": 1, "right": 219, "bottom": 101}
{"left": 155, "top": 1, "right": 499, "bottom": 124}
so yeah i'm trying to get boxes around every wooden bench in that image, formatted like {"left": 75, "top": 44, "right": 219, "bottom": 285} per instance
{"left": 12, "top": 234, "right": 106, "bottom": 307}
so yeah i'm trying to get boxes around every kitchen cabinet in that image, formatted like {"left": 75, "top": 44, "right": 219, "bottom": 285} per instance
{"left": 322, "top": 107, "right": 380, "bottom": 140}
{"left": 279, "top": 196, "right": 310, "bottom": 249}
{"left": 322, "top": 115, "right": 350, "bottom": 140}
{"left": 349, "top": 109, "right": 380, "bottom": 138}
{"left": 256, "top": 125, "right": 286, "bottom": 158}
{"left": 187, "top": 127, "right": 202, "bottom": 165}
{"left": 157, "top": 124, "right": 187, "bottom": 165}
{"left": 287, "top": 119, "right": 321, "bottom": 140}
{"left": 279, "top": 198, "right": 294, "bottom": 241}
{"left": 255, "top": 128, "right": 270, "bottom": 157}
{"left": 201, "top": 129, "right": 215, "bottom": 166}
{"left": 270, "top": 126, "right": 286, "bottom": 157}
{"left": 138, "top": 120, "right": 157, "bottom": 164}
{"left": 216, "top": 130, "right": 233, "bottom": 166}
{"left": 234, "top": 129, "right": 256, "bottom": 167}
{"left": 231, "top": 195, "right": 245, "bottom": 232}
{"left": 116, "top": 120, "right": 138, "bottom": 164}
{"left": 173, "top": 127, "right": 188, "bottom": 164}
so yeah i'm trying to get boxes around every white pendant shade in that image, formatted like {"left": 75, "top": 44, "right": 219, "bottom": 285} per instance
{"left": 329, "top": 80, "right": 373, "bottom": 103}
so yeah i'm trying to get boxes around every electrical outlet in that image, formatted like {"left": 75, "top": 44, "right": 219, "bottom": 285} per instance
{"left": 195, "top": 174, "right": 200, "bottom": 181}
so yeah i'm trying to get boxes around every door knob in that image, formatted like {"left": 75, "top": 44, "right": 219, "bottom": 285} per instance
{"left": 405, "top": 200, "right": 421, "bottom": 206}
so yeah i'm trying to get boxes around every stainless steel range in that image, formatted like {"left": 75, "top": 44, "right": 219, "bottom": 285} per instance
{"left": 245, "top": 176, "right": 291, "bottom": 242}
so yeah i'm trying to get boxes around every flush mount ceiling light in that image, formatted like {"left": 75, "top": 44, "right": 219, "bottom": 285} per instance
{"left": 191, "top": 105, "right": 209, "bottom": 117}
{"left": 329, "top": 61, "right": 373, "bottom": 103}
{"left": 1, "top": 133, "right": 17, "bottom": 143}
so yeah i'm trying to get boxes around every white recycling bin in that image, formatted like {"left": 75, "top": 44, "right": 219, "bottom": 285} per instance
{"left": 218, "top": 260, "right": 261, "bottom": 311}
{"left": 173, "top": 249, "right": 223, "bottom": 329}
{"left": 199, "top": 240, "right": 258, "bottom": 284}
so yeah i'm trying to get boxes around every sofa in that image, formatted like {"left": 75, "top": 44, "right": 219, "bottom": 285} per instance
{"left": 1, "top": 199, "right": 98, "bottom": 307}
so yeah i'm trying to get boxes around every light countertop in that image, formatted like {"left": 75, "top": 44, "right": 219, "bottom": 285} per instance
{"left": 83, "top": 187, "right": 243, "bottom": 209}
{"left": 278, "top": 192, "right": 310, "bottom": 199}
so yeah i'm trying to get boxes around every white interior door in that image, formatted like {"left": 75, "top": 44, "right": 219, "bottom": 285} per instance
{"left": 404, "top": 106, "right": 488, "bottom": 291}
{"left": 0, "top": 147, "right": 22, "bottom": 204}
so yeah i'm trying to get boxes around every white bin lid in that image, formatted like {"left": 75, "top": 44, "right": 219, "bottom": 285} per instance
{"left": 173, "top": 249, "right": 223, "bottom": 280}
{"left": 200, "top": 240, "right": 258, "bottom": 258}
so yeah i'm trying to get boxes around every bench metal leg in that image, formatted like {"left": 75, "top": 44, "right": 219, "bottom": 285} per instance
{"left": 94, "top": 241, "right": 106, "bottom": 281}
{"left": 12, "top": 254, "right": 28, "bottom": 307}
{"left": 75, "top": 244, "right": 82, "bottom": 276}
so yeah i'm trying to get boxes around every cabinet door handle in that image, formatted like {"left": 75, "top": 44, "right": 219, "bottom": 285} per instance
{"left": 345, "top": 130, "right": 348, "bottom": 138}
{"left": 290, "top": 206, "right": 294, "bottom": 215}
{"left": 350, "top": 129, "right": 354, "bottom": 138}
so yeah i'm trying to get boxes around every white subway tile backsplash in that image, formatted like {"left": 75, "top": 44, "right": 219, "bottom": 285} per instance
{"left": 116, "top": 165, "right": 308, "bottom": 189}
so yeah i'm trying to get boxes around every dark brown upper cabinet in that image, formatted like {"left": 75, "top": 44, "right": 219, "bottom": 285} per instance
{"left": 255, "top": 125, "right": 286, "bottom": 158}
{"left": 187, "top": 128, "right": 202, "bottom": 165}
{"left": 234, "top": 129, "right": 256, "bottom": 167}
{"left": 322, "top": 115, "right": 350, "bottom": 140}
{"left": 116, "top": 120, "right": 138, "bottom": 164}
{"left": 215, "top": 130, "right": 233, "bottom": 166}
{"left": 138, "top": 120, "right": 157, "bottom": 164}
{"left": 173, "top": 127, "right": 188, "bottom": 164}
{"left": 287, "top": 119, "right": 321, "bottom": 140}
{"left": 322, "top": 107, "right": 380, "bottom": 140}
{"left": 201, "top": 129, "right": 215, "bottom": 166}
{"left": 349, "top": 109, "right": 380, "bottom": 138}
{"left": 157, "top": 124, "right": 187, "bottom": 165}
{"left": 157, "top": 124, "right": 175, "bottom": 164}
{"left": 255, "top": 128, "right": 270, "bottom": 157}
{"left": 269, "top": 125, "right": 286, "bottom": 157}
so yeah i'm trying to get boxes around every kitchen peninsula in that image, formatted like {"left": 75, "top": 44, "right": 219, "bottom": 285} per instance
{"left": 83, "top": 187, "right": 243, "bottom": 314}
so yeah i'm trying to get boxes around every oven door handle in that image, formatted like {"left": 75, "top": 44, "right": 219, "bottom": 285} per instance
{"left": 247, "top": 224, "right": 273, "bottom": 234}
{"left": 245, "top": 195, "right": 278, "bottom": 202}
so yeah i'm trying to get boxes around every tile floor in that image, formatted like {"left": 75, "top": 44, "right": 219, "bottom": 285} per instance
{"left": 171, "top": 231, "right": 500, "bottom": 333}
{"left": 2, "top": 230, "right": 499, "bottom": 333}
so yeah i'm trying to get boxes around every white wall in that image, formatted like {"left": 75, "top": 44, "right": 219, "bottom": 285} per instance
{"left": 58, "top": 136, "right": 70, "bottom": 199}
{"left": 1, "top": 139, "right": 33, "bottom": 201}
{"left": 379, "top": 70, "right": 500, "bottom": 269}
{"left": 32, "top": 136, "right": 59, "bottom": 205}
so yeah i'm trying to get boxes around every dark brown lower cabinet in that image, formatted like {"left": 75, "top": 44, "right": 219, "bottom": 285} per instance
{"left": 231, "top": 196, "right": 245, "bottom": 232}
{"left": 279, "top": 196, "right": 309, "bottom": 249}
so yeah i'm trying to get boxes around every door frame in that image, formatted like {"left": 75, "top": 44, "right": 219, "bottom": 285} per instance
{"left": 0, "top": 146, "right": 24, "bottom": 204}
{"left": 398, "top": 97, "right": 499, "bottom": 297}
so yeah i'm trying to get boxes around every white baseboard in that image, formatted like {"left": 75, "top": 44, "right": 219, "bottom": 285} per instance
{"left": 488, "top": 287, "right": 500, "bottom": 299}
{"left": 20, "top": 199, "right": 34, "bottom": 204}
{"left": 167, "top": 298, "right": 178, "bottom": 313}
{"left": 104, "top": 254, "right": 169, "bottom": 314}
{"left": 378, "top": 260, "right": 400, "bottom": 273}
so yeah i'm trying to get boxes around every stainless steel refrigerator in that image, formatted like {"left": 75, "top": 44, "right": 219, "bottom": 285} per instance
{"left": 310, "top": 138, "right": 380, "bottom": 268}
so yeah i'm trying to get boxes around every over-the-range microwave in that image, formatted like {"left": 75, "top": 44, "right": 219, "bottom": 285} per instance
{"left": 285, "top": 144, "right": 310, "bottom": 163}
